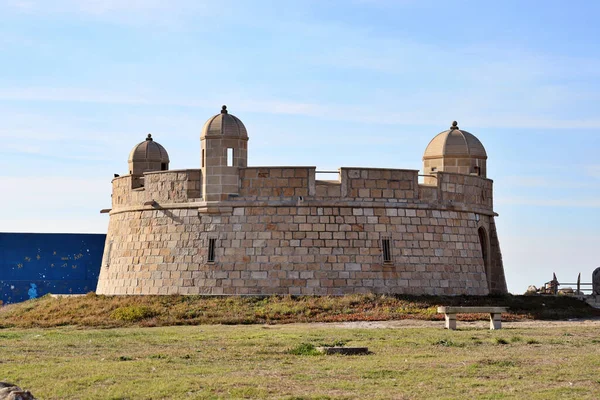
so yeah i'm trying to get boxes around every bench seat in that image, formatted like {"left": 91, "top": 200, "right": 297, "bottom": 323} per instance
{"left": 437, "top": 306, "right": 508, "bottom": 330}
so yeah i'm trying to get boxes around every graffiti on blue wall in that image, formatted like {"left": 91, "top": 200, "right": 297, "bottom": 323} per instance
{"left": 0, "top": 233, "right": 106, "bottom": 304}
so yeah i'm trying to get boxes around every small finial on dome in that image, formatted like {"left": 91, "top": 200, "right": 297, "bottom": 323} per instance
{"left": 450, "top": 121, "right": 459, "bottom": 130}
{"left": 221, "top": 105, "right": 228, "bottom": 114}
{"left": 146, "top": 133, "right": 153, "bottom": 141}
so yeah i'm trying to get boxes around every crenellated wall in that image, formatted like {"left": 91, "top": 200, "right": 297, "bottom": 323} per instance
{"left": 239, "top": 167, "right": 314, "bottom": 198}
{"left": 111, "top": 169, "right": 202, "bottom": 209}
{"left": 340, "top": 168, "right": 418, "bottom": 200}
{"left": 98, "top": 166, "right": 506, "bottom": 296}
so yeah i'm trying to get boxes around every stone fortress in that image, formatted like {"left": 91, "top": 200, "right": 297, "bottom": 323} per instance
{"left": 96, "top": 106, "right": 508, "bottom": 296}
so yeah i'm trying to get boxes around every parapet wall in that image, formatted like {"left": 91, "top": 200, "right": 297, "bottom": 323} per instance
{"left": 340, "top": 168, "right": 418, "bottom": 200}
{"left": 239, "top": 167, "right": 315, "bottom": 198}
{"left": 110, "top": 167, "right": 493, "bottom": 215}
{"left": 111, "top": 169, "right": 202, "bottom": 208}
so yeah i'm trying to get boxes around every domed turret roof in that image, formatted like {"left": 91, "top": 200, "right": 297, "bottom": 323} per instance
{"left": 423, "top": 121, "right": 487, "bottom": 160}
{"left": 128, "top": 134, "right": 170, "bottom": 163}
{"left": 201, "top": 105, "right": 248, "bottom": 139}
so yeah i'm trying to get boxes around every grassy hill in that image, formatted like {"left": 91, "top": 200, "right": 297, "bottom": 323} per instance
{"left": 1, "top": 293, "right": 597, "bottom": 329}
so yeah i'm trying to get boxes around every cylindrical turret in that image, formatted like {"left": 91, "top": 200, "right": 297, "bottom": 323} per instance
{"left": 128, "top": 134, "right": 170, "bottom": 176}
{"left": 422, "top": 121, "right": 487, "bottom": 184}
{"left": 200, "top": 105, "right": 249, "bottom": 201}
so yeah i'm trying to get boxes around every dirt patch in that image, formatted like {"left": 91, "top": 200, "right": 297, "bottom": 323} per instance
{"left": 289, "top": 317, "right": 600, "bottom": 330}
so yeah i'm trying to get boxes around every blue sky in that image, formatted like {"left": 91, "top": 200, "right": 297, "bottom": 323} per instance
{"left": 1, "top": 0, "right": 599, "bottom": 293}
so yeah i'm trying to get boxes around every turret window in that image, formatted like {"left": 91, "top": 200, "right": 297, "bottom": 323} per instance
{"left": 227, "top": 148, "right": 234, "bottom": 167}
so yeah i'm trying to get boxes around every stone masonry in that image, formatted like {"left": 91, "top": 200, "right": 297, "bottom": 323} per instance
{"left": 96, "top": 109, "right": 508, "bottom": 296}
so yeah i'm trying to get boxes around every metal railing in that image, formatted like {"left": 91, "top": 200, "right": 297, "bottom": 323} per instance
{"left": 540, "top": 273, "right": 592, "bottom": 295}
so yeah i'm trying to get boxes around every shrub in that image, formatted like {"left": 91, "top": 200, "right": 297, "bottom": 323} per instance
{"left": 111, "top": 305, "right": 158, "bottom": 322}
{"left": 287, "top": 343, "right": 322, "bottom": 356}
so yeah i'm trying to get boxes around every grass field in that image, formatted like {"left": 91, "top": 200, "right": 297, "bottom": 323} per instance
{"left": 1, "top": 322, "right": 600, "bottom": 399}
{"left": 1, "top": 294, "right": 599, "bottom": 399}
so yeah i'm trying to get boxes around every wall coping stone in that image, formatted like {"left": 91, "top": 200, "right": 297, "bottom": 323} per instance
{"left": 107, "top": 199, "right": 498, "bottom": 217}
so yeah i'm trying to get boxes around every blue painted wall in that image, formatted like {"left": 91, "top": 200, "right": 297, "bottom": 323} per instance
{"left": 0, "top": 233, "right": 105, "bottom": 304}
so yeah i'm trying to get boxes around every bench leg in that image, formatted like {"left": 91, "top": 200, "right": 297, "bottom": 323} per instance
{"left": 490, "top": 313, "right": 502, "bottom": 330}
{"left": 445, "top": 314, "right": 457, "bottom": 330}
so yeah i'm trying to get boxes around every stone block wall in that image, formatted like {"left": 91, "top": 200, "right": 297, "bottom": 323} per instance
{"left": 97, "top": 203, "right": 490, "bottom": 296}
{"left": 145, "top": 169, "right": 202, "bottom": 202}
{"left": 438, "top": 172, "right": 493, "bottom": 211}
{"left": 423, "top": 157, "right": 487, "bottom": 179}
{"left": 340, "top": 168, "right": 418, "bottom": 201}
{"left": 315, "top": 180, "right": 342, "bottom": 198}
{"left": 98, "top": 166, "right": 505, "bottom": 296}
{"left": 238, "top": 167, "right": 315, "bottom": 198}
{"left": 111, "top": 170, "right": 202, "bottom": 208}
{"left": 111, "top": 175, "right": 150, "bottom": 208}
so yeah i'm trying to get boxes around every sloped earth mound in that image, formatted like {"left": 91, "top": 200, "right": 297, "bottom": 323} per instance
{"left": 0, "top": 293, "right": 598, "bottom": 329}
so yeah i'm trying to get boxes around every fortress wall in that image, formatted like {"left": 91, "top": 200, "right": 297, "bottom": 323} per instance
{"left": 111, "top": 170, "right": 202, "bottom": 209}
{"left": 437, "top": 172, "right": 493, "bottom": 211}
{"left": 315, "top": 181, "right": 342, "bottom": 197}
{"left": 418, "top": 184, "right": 439, "bottom": 202}
{"left": 239, "top": 167, "right": 315, "bottom": 198}
{"left": 97, "top": 203, "right": 490, "bottom": 296}
{"left": 488, "top": 217, "right": 508, "bottom": 293}
{"left": 340, "top": 168, "right": 419, "bottom": 200}
{"left": 144, "top": 169, "right": 202, "bottom": 203}
{"left": 111, "top": 176, "right": 150, "bottom": 208}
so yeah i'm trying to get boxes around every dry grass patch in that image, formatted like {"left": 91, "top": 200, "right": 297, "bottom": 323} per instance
{"left": 0, "top": 293, "right": 597, "bottom": 329}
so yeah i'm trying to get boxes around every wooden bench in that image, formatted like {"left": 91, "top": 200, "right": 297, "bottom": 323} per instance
{"left": 437, "top": 307, "right": 508, "bottom": 330}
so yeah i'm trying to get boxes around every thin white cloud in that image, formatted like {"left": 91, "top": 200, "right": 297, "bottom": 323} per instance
{"left": 0, "top": 88, "right": 153, "bottom": 106}
{"left": 2, "top": 86, "right": 600, "bottom": 130}
{"left": 586, "top": 165, "right": 600, "bottom": 179}
{"left": 3, "top": 0, "right": 217, "bottom": 27}
{"left": 501, "top": 176, "right": 590, "bottom": 189}
{"left": 2, "top": 143, "right": 43, "bottom": 154}
{"left": 496, "top": 196, "right": 600, "bottom": 208}
{"left": 5, "top": 0, "right": 189, "bottom": 14}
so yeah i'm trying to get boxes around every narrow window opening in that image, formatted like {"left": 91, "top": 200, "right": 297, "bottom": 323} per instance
{"left": 202, "top": 149, "right": 205, "bottom": 168}
{"left": 382, "top": 238, "right": 392, "bottom": 264}
{"left": 208, "top": 238, "right": 216, "bottom": 263}
{"left": 474, "top": 166, "right": 480, "bottom": 176}
{"left": 161, "top": 163, "right": 167, "bottom": 171}
{"left": 227, "top": 148, "right": 234, "bottom": 167}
